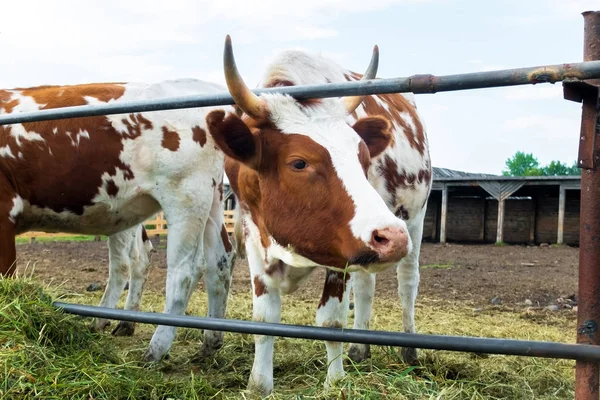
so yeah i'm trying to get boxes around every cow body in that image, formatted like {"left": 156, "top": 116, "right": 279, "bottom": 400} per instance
{"left": 213, "top": 37, "right": 428, "bottom": 395}
{"left": 0, "top": 79, "right": 236, "bottom": 360}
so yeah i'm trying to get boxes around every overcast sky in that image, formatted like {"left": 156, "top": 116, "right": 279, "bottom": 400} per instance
{"left": 1, "top": 0, "right": 597, "bottom": 174}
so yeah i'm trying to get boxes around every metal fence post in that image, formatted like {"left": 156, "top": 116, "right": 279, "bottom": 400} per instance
{"left": 576, "top": 10, "right": 600, "bottom": 400}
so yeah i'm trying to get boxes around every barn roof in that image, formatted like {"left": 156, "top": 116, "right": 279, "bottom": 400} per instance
{"left": 432, "top": 167, "right": 580, "bottom": 182}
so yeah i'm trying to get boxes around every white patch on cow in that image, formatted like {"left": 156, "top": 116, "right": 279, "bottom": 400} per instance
{"left": 0, "top": 145, "right": 15, "bottom": 159}
{"left": 18, "top": 152, "right": 24, "bottom": 160}
{"left": 316, "top": 274, "right": 350, "bottom": 386}
{"left": 9, "top": 195, "right": 24, "bottom": 223}
{"left": 9, "top": 124, "right": 44, "bottom": 147}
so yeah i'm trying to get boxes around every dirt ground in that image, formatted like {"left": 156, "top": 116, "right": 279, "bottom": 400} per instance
{"left": 14, "top": 240, "right": 579, "bottom": 309}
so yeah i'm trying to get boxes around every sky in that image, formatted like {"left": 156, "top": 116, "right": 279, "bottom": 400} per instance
{"left": 1, "top": 0, "right": 598, "bottom": 175}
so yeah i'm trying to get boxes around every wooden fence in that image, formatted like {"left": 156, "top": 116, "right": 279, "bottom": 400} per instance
{"left": 17, "top": 210, "right": 236, "bottom": 241}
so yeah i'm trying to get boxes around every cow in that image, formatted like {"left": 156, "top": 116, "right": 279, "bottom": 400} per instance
{"left": 0, "top": 79, "right": 236, "bottom": 361}
{"left": 208, "top": 35, "right": 430, "bottom": 395}
{"left": 92, "top": 223, "right": 156, "bottom": 337}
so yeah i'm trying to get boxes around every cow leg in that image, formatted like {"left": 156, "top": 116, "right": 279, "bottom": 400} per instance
{"left": 112, "top": 225, "right": 155, "bottom": 336}
{"left": 247, "top": 244, "right": 280, "bottom": 396}
{"left": 316, "top": 269, "right": 351, "bottom": 388}
{"left": 143, "top": 189, "right": 211, "bottom": 362}
{"left": 396, "top": 218, "right": 424, "bottom": 365}
{"left": 0, "top": 218, "right": 17, "bottom": 276}
{"left": 0, "top": 190, "right": 19, "bottom": 276}
{"left": 90, "top": 227, "right": 136, "bottom": 332}
{"left": 347, "top": 270, "right": 376, "bottom": 363}
{"left": 194, "top": 196, "right": 236, "bottom": 359}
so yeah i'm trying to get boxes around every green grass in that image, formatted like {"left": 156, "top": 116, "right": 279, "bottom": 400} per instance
{"left": 15, "top": 235, "right": 105, "bottom": 245}
{"left": 421, "top": 264, "right": 457, "bottom": 269}
{"left": 0, "top": 277, "right": 217, "bottom": 399}
{"left": 1, "top": 273, "right": 577, "bottom": 399}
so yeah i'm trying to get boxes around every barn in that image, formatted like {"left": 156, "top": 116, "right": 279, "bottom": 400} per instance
{"left": 423, "top": 167, "right": 581, "bottom": 246}
{"left": 224, "top": 167, "right": 582, "bottom": 246}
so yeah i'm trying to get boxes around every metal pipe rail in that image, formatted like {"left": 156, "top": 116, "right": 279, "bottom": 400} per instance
{"left": 2, "top": 60, "right": 600, "bottom": 126}
{"left": 54, "top": 301, "right": 600, "bottom": 362}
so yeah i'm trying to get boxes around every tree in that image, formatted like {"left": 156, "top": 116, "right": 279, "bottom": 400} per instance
{"left": 502, "top": 151, "right": 580, "bottom": 176}
{"left": 541, "top": 160, "right": 580, "bottom": 176}
{"left": 502, "top": 151, "right": 541, "bottom": 176}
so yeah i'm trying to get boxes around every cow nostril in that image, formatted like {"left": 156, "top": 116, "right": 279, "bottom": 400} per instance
{"left": 373, "top": 233, "right": 389, "bottom": 246}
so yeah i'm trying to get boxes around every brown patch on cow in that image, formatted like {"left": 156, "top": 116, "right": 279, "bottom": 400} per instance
{"left": 192, "top": 126, "right": 207, "bottom": 147}
{"left": 212, "top": 178, "right": 216, "bottom": 187}
{"left": 378, "top": 156, "right": 432, "bottom": 196}
{"left": 20, "top": 83, "right": 125, "bottom": 106}
{"left": 318, "top": 270, "right": 350, "bottom": 308}
{"left": 106, "top": 180, "right": 119, "bottom": 197}
{"left": 395, "top": 205, "right": 409, "bottom": 220}
{"left": 161, "top": 127, "right": 180, "bottom": 151}
{"left": 253, "top": 275, "right": 268, "bottom": 297}
{"left": 220, "top": 224, "right": 232, "bottom": 253}
{"left": 345, "top": 71, "right": 425, "bottom": 155}
{"left": 353, "top": 116, "right": 393, "bottom": 158}
{"left": 0, "top": 83, "right": 160, "bottom": 216}
{"left": 218, "top": 182, "right": 223, "bottom": 201}
{"left": 0, "top": 90, "right": 19, "bottom": 114}
{"left": 0, "top": 90, "right": 11, "bottom": 103}
{"left": 121, "top": 114, "right": 153, "bottom": 139}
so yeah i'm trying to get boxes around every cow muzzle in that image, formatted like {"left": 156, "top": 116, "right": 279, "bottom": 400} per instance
{"left": 369, "top": 226, "right": 410, "bottom": 263}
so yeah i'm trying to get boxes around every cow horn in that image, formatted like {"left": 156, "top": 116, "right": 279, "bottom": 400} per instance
{"left": 343, "top": 45, "right": 379, "bottom": 114}
{"left": 223, "top": 35, "right": 267, "bottom": 120}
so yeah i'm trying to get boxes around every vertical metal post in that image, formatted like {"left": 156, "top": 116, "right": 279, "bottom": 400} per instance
{"left": 576, "top": 11, "right": 600, "bottom": 400}
{"left": 496, "top": 199, "right": 505, "bottom": 244}
{"left": 440, "top": 185, "right": 448, "bottom": 243}
{"left": 558, "top": 185, "right": 566, "bottom": 245}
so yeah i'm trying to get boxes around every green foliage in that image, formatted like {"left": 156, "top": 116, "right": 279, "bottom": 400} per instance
{"left": 502, "top": 151, "right": 580, "bottom": 177}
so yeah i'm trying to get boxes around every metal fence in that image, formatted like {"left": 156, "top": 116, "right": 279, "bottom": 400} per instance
{"left": 3, "top": 10, "right": 600, "bottom": 400}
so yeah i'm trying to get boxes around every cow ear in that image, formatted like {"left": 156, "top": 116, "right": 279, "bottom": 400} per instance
{"left": 352, "top": 116, "right": 392, "bottom": 158}
{"left": 206, "top": 110, "right": 260, "bottom": 169}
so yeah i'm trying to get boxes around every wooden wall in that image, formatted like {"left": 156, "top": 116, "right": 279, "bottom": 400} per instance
{"left": 422, "top": 188, "right": 580, "bottom": 246}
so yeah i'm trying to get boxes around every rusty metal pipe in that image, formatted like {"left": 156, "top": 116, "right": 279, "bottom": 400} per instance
{"left": 576, "top": 10, "right": 600, "bottom": 400}
{"left": 2, "top": 60, "right": 600, "bottom": 125}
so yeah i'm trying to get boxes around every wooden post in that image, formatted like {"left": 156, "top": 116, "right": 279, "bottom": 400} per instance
{"left": 479, "top": 196, "right": 486, "bottom": 241}
{"left": 530, "top": 196, "right": 537, "bottom": 244}
{"left": 558, "top": 185, "right": 566, "bottom": 245}
{"left": 440, "top": 185, "right": 448, "bottom": 243}
{"left": 496, "top": 199, "right": 505, "bottom": 244}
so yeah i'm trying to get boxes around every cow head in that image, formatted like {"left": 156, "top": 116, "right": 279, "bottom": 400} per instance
{"left": 207, "top": 35, "right": 412, "bottom": 272}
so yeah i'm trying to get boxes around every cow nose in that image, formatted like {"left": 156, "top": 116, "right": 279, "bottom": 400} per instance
{"left": 370, "top": 227, "right": 409, "bottom": 261}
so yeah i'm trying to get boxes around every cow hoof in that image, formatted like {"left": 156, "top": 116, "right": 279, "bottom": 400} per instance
{"left": 142, "top": 348, "right": 169, "bottom": 363}
{"left": 347, "top": 344, "right": 371, "bottom": 363}
{"left": 192, "top": 340, "right": 223, "bottom": 362}
{"left": 324, "top": 371, "right": 345, "bottom": 390}
{"left": 247, "top": 374, "right": 273, "bottom": 397}
{"left": 89, "top": 318, "right": 110, "bottom": 333}
{"left": 111, "top": 321, "right": 136, "bottom": 336}
{"left": 401, "top": 347, "right": 418, "bottom": 365}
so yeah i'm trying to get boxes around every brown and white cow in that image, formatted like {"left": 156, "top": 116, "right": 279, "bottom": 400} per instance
{"left": 208, "top": 36, "right": 430, "bottom": 395}
{"left": 0, "top": 80, "right": 236, "bottom": 361}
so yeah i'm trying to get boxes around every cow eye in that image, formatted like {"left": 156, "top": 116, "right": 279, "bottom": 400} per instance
{"left": 291, "top": 159, "right": 308, "bottom": 170}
